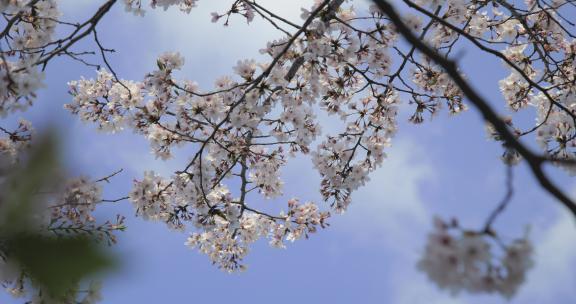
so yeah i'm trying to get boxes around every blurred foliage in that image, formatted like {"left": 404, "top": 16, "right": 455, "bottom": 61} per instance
{"left": 7, "top": 235, "right": 114, "bottom": 298}
{"left": 0, "top": 133, "right": 58, "bottom": 234}
{"left": 0, "top": 131, "right": 116, "bottom": 299}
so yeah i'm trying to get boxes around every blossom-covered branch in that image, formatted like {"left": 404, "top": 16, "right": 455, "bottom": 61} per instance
{"left": 1, "top": 0, "right": 575, "bottom": 302}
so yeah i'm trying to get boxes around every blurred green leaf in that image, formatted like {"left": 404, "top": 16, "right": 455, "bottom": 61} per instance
{"left": 0, "top": 132, "right": 59, "bottom": 234}
{"left": 0, "top": 131, "right": 117, "bottom": 299}
{"left": 7, "top": 235, "right": 115, "bottom": 298}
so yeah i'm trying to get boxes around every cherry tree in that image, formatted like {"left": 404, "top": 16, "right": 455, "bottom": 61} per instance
{"left": 0, "top": 0, "right": 575, "bottom": 302}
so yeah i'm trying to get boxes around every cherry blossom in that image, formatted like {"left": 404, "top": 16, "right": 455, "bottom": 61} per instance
{"left": 418, "top": 217, "right": 534, "bottom": 299}
{"left": 1, "top": 0, "right": 575, "bottom": 302}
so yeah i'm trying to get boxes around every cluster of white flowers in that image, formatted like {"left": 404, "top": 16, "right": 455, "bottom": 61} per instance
{"left": 210, "top": 0, "right": 255, "bottom": 25}
{"left": 410, "top": 59, "right": 466, "bottom": 118}
{"left": 418, "top": 217, "right": 534, "bottom": 299}
{"left": 0, "top": 0, "right": 572, "bottom": 301}
{"left": 490, "top": 9, "right": 575, "bottom": 173}
{"left": 499, "top": 72, "right": 531, "bottom": 111}
{"left": 65, "top": 69, "right": 143, "bottom": 133}
{"left": 185, "top": 198, "right": 329, "bottom": 271}
{"left": 63, "top": 0, "right": 576, "bottom": 282}
{"left": 65, "top": 0, "right": 410, "bottom": 269}
{"left": 54, "top": 177, "right": 103, "bottom": 224}
{"left": 393, "top": 1, "right": 576, "bottom": 177}
{"left": 129, "top": 171, "right": 176, "bottom": 223}
{"left": 0, "top": 1, "right": 59, "bottom": 118}
{"left": 123, "top": 0, "right": 197, "bottom": 15}
{"left": 233, "top": 59, "right": 258, "bottom": 80}
{"left": 247, "top": 147, "right": 284, "bottom": 198}
{"left": 129, "top": 167, "right": 329, "bottom": 271}
{"left": 0, "top": 119, "right": 33, "bottom": 164}
{"left": 46, "top": 175, "right": 126, "bottom": 245}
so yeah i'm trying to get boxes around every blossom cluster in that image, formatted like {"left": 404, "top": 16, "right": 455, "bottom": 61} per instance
{"left": 185, "top": 198, "right": 329, "bottom": 271}
{"left": 418, "top": 217, "right": 534, "bottom": 299}
{"left": 47, "top": 176, "right": 126, "bottom": 247}
{"left": 0, "top": 0, "right": 58, "bottom": 118}
{"left": 64, "top": 0, "right": 576, "bottom": 281}
{"left": 66, "top": 0, "right": 409, "bottom": 270}
{"left": 123, "top": 0, "right": 198, "bottom": 15}
{"left": 479, "top": 2, "right": 576, "bottom": 173}
{"left": 0, "top": 0, "right": 573, "bottom": 301}
{"left": 0, "top": 119, "right": 33, "bottom": 164}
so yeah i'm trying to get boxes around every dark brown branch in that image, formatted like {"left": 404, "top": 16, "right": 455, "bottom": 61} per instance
{"left": 0, "top": 0, "right": 42, "bottom": 39}
{"left": 400, "top": 0, "right": 576, "bottom": 123}
{"left": 28, "top": 0, "right": 117, "bottom": 71}
{"left": 372, "top": 0, "right": 576, "bottom": 217}
{"left": 484, "top": 164, "right": 514, "bottom": 234}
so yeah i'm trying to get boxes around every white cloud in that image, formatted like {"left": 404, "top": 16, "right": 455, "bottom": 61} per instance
{"left": 147, "top": 1, "right": 313, "bottom": 58}
{"left": 335, "top": 139, "right": 435, "bottom": 250}
{"left": 58, "top": 0, "right": 102, "bottom": 16}
{"left": 392, "top": 279, "right": 470, "bottom": 304}
{"left": 142, "top": 0, "right": 376, "bottom": 86}
{"left": 334, "top": 145, "right": 576, "bottom": 303}
{"left": 56, "top": 3, "right": 576, "bottom": 303}
{"left": 515, "top": 209, "right": 576, "bottom": 302}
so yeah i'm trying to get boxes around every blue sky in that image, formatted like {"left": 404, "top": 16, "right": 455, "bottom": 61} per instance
{"left": 1, "top": 1, "right": 575, "bottom": 303}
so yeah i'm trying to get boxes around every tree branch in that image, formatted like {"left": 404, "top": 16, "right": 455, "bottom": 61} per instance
{"left": 372, "top": 0, "right": 576, "bottom": 217}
